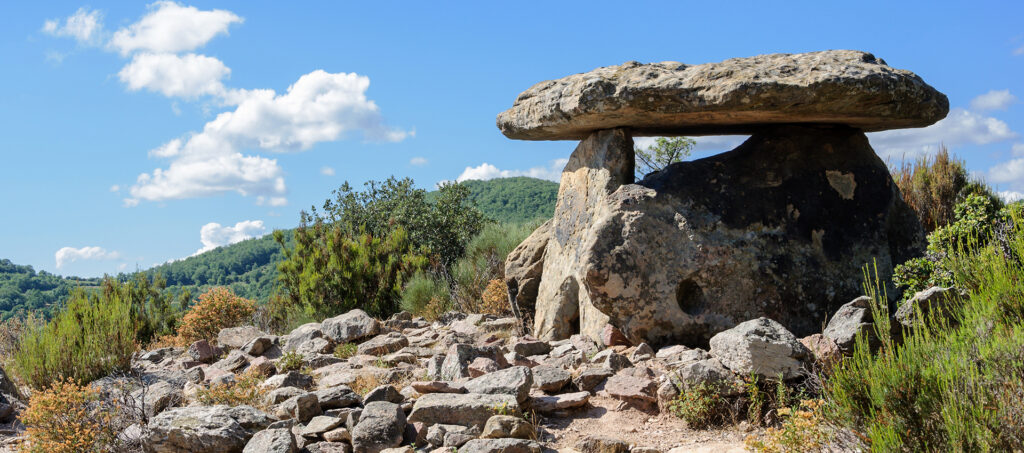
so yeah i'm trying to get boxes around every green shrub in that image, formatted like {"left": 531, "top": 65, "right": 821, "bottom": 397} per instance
{"left": 825, "top": 213, "right": 1024, "bottom": 451}
{"left": 400, "top": 272, "right": 451, "bottom": 316}
{"left": 891, "top": 146, "right": 1001, "bottom": 232}
{"left": 277, "top": 351, "right": 304, "bottom": 373}
{"left": 668, "top": 382, "right": 730, "bottom": 428}
{"left": 9, "top": 288, "right": 136, "bottom": 390}
{"left": 334, "top": 343, "right": 358, "bottom": 360}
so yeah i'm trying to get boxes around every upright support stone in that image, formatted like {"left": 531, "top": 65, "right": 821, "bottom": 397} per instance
{"left": 533, "top": 128, "right": 633, "bottom": 343}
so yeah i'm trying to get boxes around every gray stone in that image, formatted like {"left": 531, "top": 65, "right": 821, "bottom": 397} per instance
{"left": 411, "top": 381, "right": 467, "bottom": 394}
{"left": 321, "top": 309, "right": 381, "bottom": 344}
{"left": 304, "top": 442, "right": 351, "bottom": 453}
{"left": 460, "top": 438, "right": 543, "bottom": 453}
{"left": 133, "top": 379, "right": 183, "bottom": 418}
{"left": 604, "top": 373, "right": 658, "bottom": 410}
{"left": 531, "top": 391, "right": 590, "bottom": 413}
{"left": 242, "top": 336, "right": 275, "bottom": 356}
{"left": 575, "top": 435, "right": 630, "bottom": 453}
{"left": 464, "top": 366, "right": 533, "bottom": 404}
{"left": 440, "top": 344, "right": 506, "bottom": 380}
{"left": 351, "top": 401, "right": 406, "bottom": 453}
{"left": 358, "top": 332, "right": 409, "bottom": 356}
{"left": 280, "top": 393, "right": 321, "bottom": 423}
{"left": 147, "top": 404, "right": 273, "bottom": 453}
{"left": 243, "top": 428, "right": 297, "bottom": 453}
{"left": 511, "top": 338, "right": 550, "bottom": 357}
{"left": 709, "top": 318, "right": 810, "bottom": 380}
{"left": 481, "top": 415, "right": 534, "bottom": 439}
{"left": 895, "top": 286, "right": 961, "bottom": 328}
{"left": 673, "top": 358, "right": 743, "bottom": 396}
{"left": 823, "top": 296, "right": 876, "bottom": 351}
{"left": 219, "top": 326, "right": 266, "bottom": 350}
{"left": 574, "top": 368, "right": 614, "bottom": 393}
{"left": 531, "top": 366, "right": 571, "bottom": 393}
{"left": 189, "top": 340, "right": 217, "bottom": 363}
{"left": 408, "top": 393, "right": 519, "bottom": 429}
{"left": 364, "top": 385, "right": 404, "bottom": 404}
{"left": 213, "top": 350, "right": 252, "bottom": 373}
{"left": 316, "top": 385, "right": 362, "bottom": 409}
{"left": 505, "top": 220, "right": 551, "bottom": 329}
{"left": 301, "top": 416, "right": 343, "bottom": 437}
{"left": 266, "top": 387, "right": 305, "bottom": 405}
{"left": 497, "top": 50, "right": 948, "bottom": 140}
{"left": 283, "top": 323, "right": 329, "bottom": 354}
{"left": 261, "top": 371, "right": 313, "bottom": 391}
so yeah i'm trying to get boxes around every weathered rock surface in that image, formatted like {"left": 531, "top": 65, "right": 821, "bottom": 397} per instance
{"left": 709, "top": 318, "right": 809, "bottom": 379}
{"left": 146, "top": 405, "right": 272, "bottom": 453}
{"left": 464, "top": 366, "right": 533, "bottom": 404}
{"left": 575, "top": 435, "right": 631, "bottom": 453}
{"left": 351, "top": 401, "right": 406, "bottom": 453}
{"left": 321, "top": 309, "right": 381, "bottom": 344}
{"left": 219, "top": 326, "right": 266, "bottom": 349}
{"left": 531, "top": 128, "right": 634, "bottom": 344}
{"left": 460, "top": 438, "right": 543, "bottom": 453}
{"left": 823, "top": 296, "right": 876, "bottom": 351}
{"left": 243, "top": 428, "right": 297, "bottom": 453}
{"left": 578, "top": 125, "right": 925, "bottom": 345}
{"left": 896, "top": 286, "right": 961, "bottom": 328}
{"left": 497, "top": 50, "right": 948, "bottom": 140}
{"left": 505, "top": 220, "right": 552, "bottom": 324}
{"left": 481, "top": 415, "right": 535, "bottom": 439}
{"left": 408, "top": 393, "right": 519, "bottom": 429}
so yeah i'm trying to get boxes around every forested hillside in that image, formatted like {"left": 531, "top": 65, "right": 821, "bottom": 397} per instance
{"left": 0, "top": 259, "right": 101, "bottom": 320}
{"left": 433, "top": 177, "right": 558, "bottom": 224}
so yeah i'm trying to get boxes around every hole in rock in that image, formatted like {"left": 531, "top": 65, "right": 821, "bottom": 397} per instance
{"left": 676, "top": 279, "right": 706, "bottom": 316}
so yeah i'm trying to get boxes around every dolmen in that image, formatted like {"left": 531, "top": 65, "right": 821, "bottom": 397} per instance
{"left": 501, "top": 50, "right": 948, "bottom": 347}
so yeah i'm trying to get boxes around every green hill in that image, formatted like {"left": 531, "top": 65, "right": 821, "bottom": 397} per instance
{"left": 0, "top": 259, "right": 102, "bottom": 320}
{"left": 431, "top": 177, "right": 559, "bottom": 224}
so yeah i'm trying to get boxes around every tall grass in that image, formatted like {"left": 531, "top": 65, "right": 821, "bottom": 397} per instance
{"left": 825, "top": 213, "right": 1024, "bottom": 451}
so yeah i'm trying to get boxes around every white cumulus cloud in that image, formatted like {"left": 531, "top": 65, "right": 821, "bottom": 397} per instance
{"left": 868, "top": 107, "right": 1018, "bottom": 159}
{"left": 410, "top": 157, "right": 428, "bottom": 166}
{"left": 456, "top": 158, "right": 569, "bottom": 183}
{"left": 118, "top": 52, "right": 230, "bottom": 99}
{"left": 42, "top": 8, "right": 104, "bottom": 45}
{"left": 108, "top": 1, "right": 242, "bottom": 56}
{"left": 970, "top": 90, "right": 1017, "bottom": 111}
{"left": 55, "top": 246, "right": 120, "bottom": 269}
{"left": 320, "top": 166, "right": 335, "bottom": 176}
{"left": 1000, "top": 191, "right": 1024, "bottom": 203}
{"left": 194, "top": 220, "right": 265, "bottom": 255}
{"left": 127, "top": 70, "right": 408, "bottom": 205}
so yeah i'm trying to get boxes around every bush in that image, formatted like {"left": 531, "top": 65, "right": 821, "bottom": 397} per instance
{"left": 746, "top": 399, "right": 833, "bottom": 453}
{"left": 825, "top": 212, "right": 1024, "bottom": 451}
{"left": 401, "top": 272, "right": 451, "bottom": 316}
{"left": 20, "top": 379, "right": 135, "bottom": 453}
{"left": 891, "top": 146, "right": 1001, "bottom": 232}
{"left": 194, "top": 369, "right": 268, "bottom": 409}
{"left": 277, "top": 351, "right": 304, "bottom": 373}
{"left": 334, "top": 343, "right": 358, "bottom": 360}
{"left": 276, "top": 224, "right": 427, "bottom": 320}
{"left": 176, "top": 287, "right": 256, "bottom": 344}
{"left": 668, "top": 382, "right": 731, "bottom": 428}
{"left": 476, "top": 279, "right": 510, "bottom": 316}
{"left": 9, "top": 289, "right": 136, "bottom": 390}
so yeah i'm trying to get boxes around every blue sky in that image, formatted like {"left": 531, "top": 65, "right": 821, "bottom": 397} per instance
{"left": 1, "top": 1, "right": 1022, "bottom": 277}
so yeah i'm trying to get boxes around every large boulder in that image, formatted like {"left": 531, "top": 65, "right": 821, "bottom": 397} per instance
{"left": 505, "top": 220, "right": 552, "bottom": 323}
{"left": 146, "top": 405, "right": 273, "bottom": 453}
{"left": 497, "top": 50, "right": 948, "bottom": 140}
{"left": 576, "top": 125, "right": 926, "bottom": 345}
{"left": 408, "top": 393, "right": 519, "bottom": 429}
{"left": 709, "top": 318, "right": 810, "bottom": 380}
{"left": 242, "top": 428, "right": 297, "bottom": 453}
{"left": 823, "top": 296, "right": 877, "bottom": 351}
{"left": 895, "top": 286, "right": 961, "bottom": 328}
{"left": 321, "top": 309, "right": 381, "bottom": 344}
{"left": 464, "top": 366, "right": 533, "bottom": 404}
{"left": 351, "top": 401, "right": 406, "bottom": 453}
{"left": 219, "top": 326, "right": 266, "bottom": 350}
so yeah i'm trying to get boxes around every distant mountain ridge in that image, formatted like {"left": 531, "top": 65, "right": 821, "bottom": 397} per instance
{"left": 0, "top": 177, "right": 559, "bottom": 317}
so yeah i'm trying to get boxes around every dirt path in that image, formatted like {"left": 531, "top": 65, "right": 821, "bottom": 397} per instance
{"left": 536, "top": 395, "right": 751, "bottom": 452}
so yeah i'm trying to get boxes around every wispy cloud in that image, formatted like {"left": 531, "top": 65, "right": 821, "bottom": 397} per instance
{"left": 321, "top": 166, "right": 336, "bottom": 176}
{"left": 410, "top": 157, "right": 428, "bottom": 166}
{"left": 970, "top": 89, "right": 1016, "bottom": 111}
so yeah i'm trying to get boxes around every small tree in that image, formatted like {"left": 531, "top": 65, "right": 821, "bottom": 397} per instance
{"left": 635, "top": 136, "right": 696, "bottom": 181}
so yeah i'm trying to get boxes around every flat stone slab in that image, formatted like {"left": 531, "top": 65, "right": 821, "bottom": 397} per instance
{"left": 497, "top": 50, "right": 948, "bottom": 140}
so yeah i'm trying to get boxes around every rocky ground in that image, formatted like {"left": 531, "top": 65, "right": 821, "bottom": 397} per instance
{"left": 0, "top": 297, "right": 897, "bottom": 452}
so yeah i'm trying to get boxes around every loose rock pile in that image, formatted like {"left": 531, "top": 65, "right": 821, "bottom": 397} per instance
{"left": 117, "top": 307, "right": 830, "bottom": 452}
{"left": 502, "top": 50, "right": 947, "bottom": 347}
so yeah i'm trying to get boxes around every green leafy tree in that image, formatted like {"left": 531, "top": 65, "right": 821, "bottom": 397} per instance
{"left": 635, "top": 136, "right": 696, "bottom": 181}
{"left": 317, "top": 177, "right": 488, "bottom": 268}
{"left": 275, "top": 221, "right": 427, "bottom": 320}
